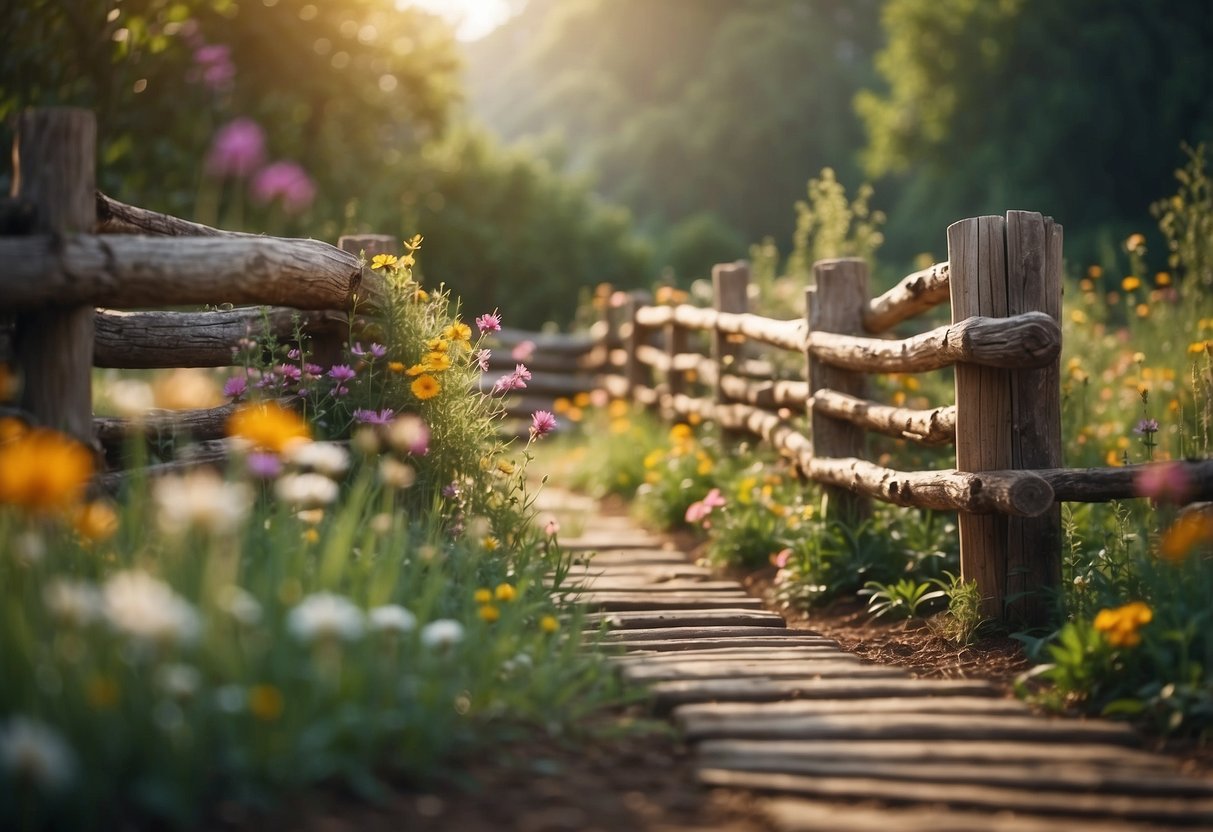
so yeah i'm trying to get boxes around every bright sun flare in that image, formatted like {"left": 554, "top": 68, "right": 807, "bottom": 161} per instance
{"left": 399, "top": 0, "right": 513, "bottom": 41}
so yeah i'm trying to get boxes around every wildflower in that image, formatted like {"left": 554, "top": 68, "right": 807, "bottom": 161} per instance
{"left": 544, "top": 518, "right": 560, "bottom": 536}
{"left": 327, "top": 364, "right": 357, "bottom": 383}
{"left": 0, "top": 716, "right": 76, "bottom": 792}
{"left": 286, "top": 441, "right": 349, "bottom": 478}
{"left": 474, "top": 588, "right": 493, "bottom": 604}
{"left": 73, "top": 500, "right": 119, "bottom": 542}
{"left": 351, "top": 342, "right": 387, "bottom": 359}
{"left": 1124, "top": 233, "right": 1146, "bottom": 252}
{"left": 378, "top": 457, "right": 416, "bottom": 489}
{"left": 287, "top": 593, "right": 364, "bottom": 643}
{"left": 354, "top": 408, "right": 395, "bottom": 425}
{"left": 276, "top": 364, "right": 302, "bottom": 384}
{"left": 370, "top": 254, "right": 398, "bottom": 270}
{"left": 388, "top": 360, "right": 406, "bottom": 373}
{"left": 1160, "top": 512, "right": 1213, "bottom": 563}
{"left": 275, "top": 472, "right": 340, "bottom": 508}
{"left": 1134, "top": 419, "right": 1159, "bottom": 435}
{"left": 530, "top": 410, "right": 557, "bottom": 438}
{"left": 43, "top": 579, "right": 103, "bottom": 627}
{"left": 685, "top": 488, "right": 727, "bottom": 525}
{"left": 669, "top": 423, "right": 693, "bottom": 443}
{"left": 474, "top": 348, "right": 491, "bottom": 372}
{"left": 246, "top": 452, "right": 283, "bottom": 479}
{"left": 1156, "top": 271, "right": 1172, "bottom": 287}
{"left": 0, "top": 426, "right": 93, "bottom": 513}
{"left": 1121, "top": 276, "right": 1141, "bottom": 292}
{"left": 301, "top": 528, "right": 320, "bottom": 544}
{"left": 404, "top": 233, "right": 424, "bottom": 251}
{"left": 512, "top": 340, "right": 535, "bottom": 362}
{"left": 411, "top": 374, "right": 441, "bottom": 400}
{"left": 250, "top": 161, "right": 316, "bottom": 214}
{"left": 492, "top": 364, "right": 532, "bottom": 394}
{"left": 223, "top": 376, "right": 248, "bottom": 400}
{"left": 494, "top": 583, "right": 517, "bottom": 602}
{"left": 1189, "top": 341, "right": 1210, "bottom": 355}
{"left": 770, "top": 548, "right": 792, "bottom": 568}
{"left": 540, "top": 615, "right": 559, "bottom": 634}
{"left": 476, "top": 312, "right": 502, "bottom": 333}
{"left": 444, "top": 322, "right": 472, "bottom": 344}
{"left": 420, "top": 619, "right": 465, "bottom": 650}
{"left": 205, "top": 118, "right": 265, "bottom": 178}
{"left": 405, "top": 363, "right": 427, "bottom": 376}
{"left": 426, "top": 338, "right": 449, "bottom": 353}
{"left": 227, "top": 402, "right": 311, "bottom": 454}
{"left": 369, "top": 604, "right": 417, "bottom": 635}
{"left": 217, "top": 585, "right": 262, "bottom": 626}
{"left": 154, "top": 470, "right": 251, "bottom": 536}
{"left": 1093, "top": 601, "right": 1152, "bottom": 648}
{"left": 248, "top": 685, "right": 284, "bottom": 721}
{"left": 423, "top": 351, "right": 452, "bottom": 372}
{"left": 387, "top": 414, "right": 429, "bottom": 456}
{"left": 102, "top": 570, "right": 201, "bottom": 647}
{"left": 192, "top": 43, "right": 235, "bottom": 90}
{"left": 483, "top": 536, "right": 500, "bottom": 551}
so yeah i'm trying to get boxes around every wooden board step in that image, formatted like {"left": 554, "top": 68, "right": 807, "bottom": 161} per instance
{"left": 651, "top": 677, "right": 1000, "bottom": 712}
{"left": 561, "top": 533, "right": 670, "bottom": 551}
{"left": 678, "top": 710, "right": 1140, "bottom": 745}
{"left": 697, "top": 740, "right": 1213, "bottom": 797}
{"left": 759, "top": 797, "right": 1177, "bottom": 832}
{"left": 584, "top": 609, "right": 786, "bottom": 630}
{"left": 611, "top": 647, "right": 856, "bottom": 664}
{"left": 566, "top": 578, "right": 746, "bottom": 593}
{"left": 622, "top": 659, "right": 878, "bottom": 684}
{"left": 673, "top": 696, "right": 1030, "bottom": 719}
{"left": 554, "top": 563, "right": 714, "bottom": 580}
{"left": 572, "top": 593, "right": 765, "bottom": 612}
{"left": 697, "top": 769, "right": 1213, "bottom": 826}
{"left": 596, "top": 625, "right": 827, "bottom": 643}
{"left": 612, "top": 637, "right": 845, "bottom": 653}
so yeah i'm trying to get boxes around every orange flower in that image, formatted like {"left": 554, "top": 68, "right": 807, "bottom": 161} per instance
{"left": 410, "top": 374, "right": 441, "bottom": 400}
{"left": 1093, "top": 601, "right": 1152, "bottom": 648}
{"left": 73, "top": 500, "right": 119, "bottom": 542}
{"left": 227, "top": 402, "right": 311, "bottom": 454}
{"left": 0, "top": 426, "right": 94, "bottom": 512}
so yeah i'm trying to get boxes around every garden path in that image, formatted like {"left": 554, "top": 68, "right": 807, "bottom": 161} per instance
{"left": 542, "top": 488, "right": 1213, "bottom": 832}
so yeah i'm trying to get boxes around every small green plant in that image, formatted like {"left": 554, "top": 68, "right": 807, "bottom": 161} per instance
{"left": 860, "top": 578, "right": 945, "bottom": 620}
{"left": 929, "top": 571, "right": 989, "bottom": 645}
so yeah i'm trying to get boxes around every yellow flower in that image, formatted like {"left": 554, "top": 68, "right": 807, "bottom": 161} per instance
{"left": 1189, "top": 341, "right": 1210, "bottom": 356}
{"left": 573, "top": 392, "right": 591, "bottom": 408}
{"left": 410, "top": 374, "right": 441, "bottom": 400}
{"left": 411, "top": 286, "right": 429, "bottom": 303}
{"left": 1160, "top": 514, "right": 1213, "bottom": 563}
{"left": 405, "top": 363, "right": 428, "bottom": 376}
{"left": 478, "top": 604, "right": 500, "bottom": 623}
{"left": 643, "top": 449, "right": 664, "bottom": 470}
{"left": 1070, "top": 309, "right": 1088, "bottom": 324}
{"left": 1136, "top": 303, "right": 1150, "bottom": 319}
{"left": 423, "top": 351, "right": 452, "bottom": 372}
{"left": 553, "top": 397, "right": 571, "bottom": 414}
{"left": 370, "top": 253, "right": 398, "bottom": 270}
{"left": 401, "top": 254, "right": 416, "bottom": 268}
{"left": 248, "top": 684, "right": 284, "bottom": 721}
{"left": 403, "top": 234, "right": 424, "bottom": 251}
{"left": 73, "top": 500, "right": 119, "bottom": 542}
{"left": 443, "top": 322, "right": 472, "bottom": 343}
{"left": 474, "top": 588, "right": 493, "bottom": 604}
{"left": 494, "top": 583, "right": 517, "bottom": 602}
{"left": 302, "top": 528, "right": 320, "bottom": 544}
{"left": 482, "top": 536, "right": 500, "bottom": 552}
{"left": 608, "top": 399, "right": 630, "bottom": 419}
{"left": 496, "top": 459, "right": 515, "bottom": 475}
{"left": 1156, "top": 271, "right": 1172, "bottom": 287}
{"left": 1093, "top": 601, "right": 1152, "bottom": 648}
{"left": 669, "top": 424, "right": 693, "bottom": 443}
{"left": 426, "top": 338, "right": 449, "bottom": 353}
{"left": 1086, "top": 264, "right": 1103, "bottom": 279}
{"left": 387, "top": 361, "right": 406, "bottom": 373}
{"left": 0, "top": 426, "right": 94, "bottom": 513}
{"left": 1125, "top": 233, "right": 1146, "bottom": 252}
{"left": 566, "top": 407, "right": 583, "bottom": 423}
{"left": 1121, "top": 276, "right": 1141, "bottom": 292}
{"left": 540, "top": 615, "right": 559, "bottom": 633}
{"left": 227, "top": 402, "right": 311, "bottom": 455}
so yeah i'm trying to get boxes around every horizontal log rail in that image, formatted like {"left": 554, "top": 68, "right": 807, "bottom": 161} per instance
{"left": 863, "top": 261, "right": 951, "bottom": 334}
{"left": 1039, "top": 461, "right": 1213, "bottom": 504}
{"left": 95, "top": 307, "right": 348, "bottom": 368}
{"left": 719, "top": 376, "right": 810, "bottom": 410}
{"left": 807, "top": 311, "right": 1060, "bottom": 373}
{"left": 635, "top": 304, "right": 805, "bottom": 353}
{"left": 2, "top": 234, "right": 361, "bottom": 309}
{"left": 95, "top": 192, "right": 250, "bottom": 237}
{"left": 95, "top": 401, "right": 241, "bottom": 447}
{"left": 811, "top": 389, "right": 956, "bottom": 446}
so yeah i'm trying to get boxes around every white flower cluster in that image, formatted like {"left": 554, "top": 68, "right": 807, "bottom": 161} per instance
{"left": 153, "top": 470, "right": 252, "bottom": 537}
{"left": 0, "top": 716, "right": 76, "bottom": 792}
{"left": 102, "top": 571, "right": 201, "bottom": 647}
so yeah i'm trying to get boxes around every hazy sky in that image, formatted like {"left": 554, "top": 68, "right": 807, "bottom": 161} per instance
{"left": 400, "top": 0, "right": 514, "bottom": 41}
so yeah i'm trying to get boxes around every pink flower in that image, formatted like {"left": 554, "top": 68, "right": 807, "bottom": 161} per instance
{"left": 251, "top": 161, "right": 316, "bottom": 214}
{"left": 684, "top": 488, "right": 726, "bottom": 526}
{"left": 474, "top": 349, "right": 491, "bottom": 372}
{"left": 194, "top": 44, "right": 231, "bottom": 66}
{"left": 511, "top": 340, "right": 535, "bottom": 362}
{"left": 389, "top": 415, "right": 429, "bottom": 456}
{"left": 530, "top": 410, "right": 557, "bottom": 439}
{"left": 276, "top": 363, "right": 302, "bottom": 383}
{"left": 513, "top": 363, "right": 532, "bottom": 383}
{"left": 206, "top": 118, "right": 265, "bottom": 178}
{"left": 1135, "top": 462, "right": 1194, "bottom": 504}
{"left": 223, "top": 376, "right": 247, "bottom": 400}
{"left": 544, "top": 518, "right": 560, "bottom": 536}
{"left": 354, "top": 408, "right": 395, "bottom": 425}
{"left": 327, "top": 365, "right": 356, "bottom": 383}
{"left": 351, "top": 343, "right": 387, "bottom": 359}
{"left": 770, "top": 548, "right": 792, "bottom": 568}
{"left": 476, "top": 312, "right": 502, "bottom": 334}
{"left": 491, "top": 364, "right": 532, "bottom": 395}
{"left": 247, "top": 452, "right": 283, "bottom": 479}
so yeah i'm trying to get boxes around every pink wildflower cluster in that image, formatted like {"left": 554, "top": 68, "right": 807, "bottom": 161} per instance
{"left": 251, "top": 161, "right": 317, "bottom": 214}
{"left": 206, "top": 118, "right": 265, "bottom": 178}
{"left": 1135, "top": 461, "right": 1194, "bottom": 505}
{"left": 492, "top": 364, "right": 531, "bottom": 395}
{"left": 685, "top": 488, "right": 726, "bottom": 528}
{"left": 475, "top": 312, "right": 502, "bottom": 334}
{"left": 530, "top": 410, "right": 557, "bottom": 439}
{"left": 188, "top": 40, "right": 235, "bottom": 92}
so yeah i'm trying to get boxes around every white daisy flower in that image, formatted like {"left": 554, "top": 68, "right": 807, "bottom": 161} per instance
{"left": 368, "top": 604, "right": 417, "bottom": 635}
{"left": 43, "top": 579, "right": 103, "bottom": 627}
{"left": 102, "top": 571, "right": 201, "bottom": 647}
{"left": 419, "top": 619, "right": 464, "bottom": 650}
{"left": 274, "top": 472, "right": 340, "bottom": 508}
{"left": 153, "top": 470, "right": 251, "bottom": 537}
{"left": 0, "top": 716, "right": 76, "bottom": 792}
{"left": 286, "top": 441, "right": 350, "bottom": 478}
{"left": 286, "top": 593, "right": 364, "bottom": 643}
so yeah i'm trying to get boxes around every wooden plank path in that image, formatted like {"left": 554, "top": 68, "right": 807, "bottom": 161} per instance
{"left": 541, "top": 489, "right": 1213, "bottom": 831}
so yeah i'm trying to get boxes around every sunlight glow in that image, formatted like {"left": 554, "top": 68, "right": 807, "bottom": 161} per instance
{"left": 399, "top": 0, "right": 513, "bottom": 41}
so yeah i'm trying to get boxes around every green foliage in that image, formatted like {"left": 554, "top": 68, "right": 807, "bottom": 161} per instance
{"left": 701, "top": 463, "right": 813, "bottom": 570}
{"left": 635, "top": 423, "right": 723, "bottom": 532}
{"left": 861, "top": 578, "right": 945, "bottom": 620}
{"left": 785, "top": 168, "right": 885, "bottom": 280}
{"left": 543, "top": 400, "right": 668, "bottom": 500}
{"left": 662, "top": 212, "right": 749, "bottom": 285}
{"left": 1152, "top": 143, "right": 1213, "bottom": 294}
{"left": 929, "top": 571, "right": 989, "bottom": 645}
{"left": 406, "top": 127, "right": 651, "bottom": 328}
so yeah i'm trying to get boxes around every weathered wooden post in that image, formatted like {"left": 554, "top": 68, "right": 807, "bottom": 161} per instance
{"left": 1005, "top": 211, "right": 1064, "bottom": 624}
{"left": 805, "top": 258, "right": 871, "bottom": 523}
{"left": 664, "top": 319, "right": 688, "bottom": 401}
{"left": 622, "top": 291, "right": 649, "bottom": 405}
{"left": 334, "top": 233, "right": 395, "bottom": 368}
{"left": 712, "top": 261, "right": 749, "bottom": 438}
{"left": 12, "top": 107, "right": 97, "bottom": 446}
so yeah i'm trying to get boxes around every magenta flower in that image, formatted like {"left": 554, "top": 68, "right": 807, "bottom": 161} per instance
{"left": 685, "top": 488, "right": 726, "bottom": 526}
{"left": 304, "top": 363, "right": 324, "bottom": 377}
{"left": 223, "top": 376, "right": 247, "bottom": 400}
{"left": 511, "top": 340, "right": 535, "bottom": 362}
{"left": 491, "top": 364, "right": 532, "bottom": 395}
{"left": 476, "top": 312, "right": 502, "bottom": 334}
{"left": 474, "top": 349, "right": 491, "bottom": 372}
{"left": 251, "top": 161, "right": 316, "bottom": 214}
{"left": 246, "top": 452, "right": 283, "bottom": 479}
{"left": 770, "top": 548, "right": 792, "bottom": 569}
{"left": 350, "top": 342, "right": 386, "bottom": 359}
{"left": 206, "top": 118, "right": 266, "bottom": 178}
{"left": 287, "top": 348, "right": 302, "bottom": 360}
{"left": 1135, "top": 461, "right": 1194, "bottom": 504}
{"left": 194, "top": 44, "right": 230, "bottom": 67}
{"left": 354, "top": 408, "right": 395, "bottom": 425}
{"left": 1134, "top": 419, "right": 1160, "bottom": 435}
{"left": 530, "top": 410, "right": 557, "bottom": 439}
{"left": 327, "top": 365, "right": 356, "bottom": 383}
{"left": 276, "top": 363, "right": 302, "bottom": 383}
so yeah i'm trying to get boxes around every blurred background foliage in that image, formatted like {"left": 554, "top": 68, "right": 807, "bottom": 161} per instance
{"left": 3, "top": 0, "right": 1211, "bottom": 326}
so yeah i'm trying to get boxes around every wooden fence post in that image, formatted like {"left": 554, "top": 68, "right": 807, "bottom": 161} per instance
{"left": 713, "top": 261, "right": 749, "bottom": 438}
{"left": 948, "top": 216, "right": 1014, "bottom": 620}
{"left": 12, "top": 107, "right": 97, "bottom": 446}
{"left": 1005, "top": 211, "right": 1064, "bottom": 625}
{"left": 334, "top": 234, "right": 394, "bottom": 369}
{"left": 623, "top": 291, "right": 650, "bottom": 404}
{"left": 806, "top": 258, "right": 871, "bottom": 523}
{"left": 664, "top": 320, "right": 687, "bottom": 400}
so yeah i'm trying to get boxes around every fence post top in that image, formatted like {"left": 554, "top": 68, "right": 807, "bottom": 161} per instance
{"left": 946, "top": 215, "right": 1005, "bottom": 234}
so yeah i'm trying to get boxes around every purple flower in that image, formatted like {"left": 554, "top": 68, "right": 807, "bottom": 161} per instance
{"left": 251, "top": 161, "right": 316, "bottom": 214}
{"left": 370, "top": 343, "right": 387, "bottom": 358}
{"left": 333, "top": 386, "right": 349, "bottom": 397}
{"left": 513, "top": 363, "right": 532, "bottom": 383}
{"left": 277, "top": 363, "right": 302, "bottom": 383}
{"left": 530, "top": 410, "right": 557, "bottom": 439}
{"left": 474, "top": 349, "right": 491, "bottom": 373}
{"left": 190, "top": 44, "right": 235, "bottom": 92}
{"left": 223, "top": 376, "right": 247, "bottom": 400}
{"left": 327, "top": 364, "right": 356, "bottom": 383}
{"left": 194, "top": 44, "right": 230, "bottom": 66}
{"left": 255, "top": 372, "right": 279, "bottom": 389}
{"left": 246, "top": 452, "right": 283, "bottom": 479}
{"left": 1134, "top": 419, "right": 1159, "bottom": 435}
{"left": 354, "top": 408, "right": 395, "bottom": 425}
{"left": 442, "top": 482, "right": 460, "bottom": 499}
{"left": 511, "top": 340, "right": 535, "bottom": 362}
{"left": 206, "top": 118, "right": 265, "bottom": 178}
{"left": 287, "top": 348, "right": 302, "bottom": 360}
{"left": 350, "top": 342, "right": 387, "bottom": 359}
{"left": 476, "top": 312, "right": 502, "bottom": 334}
{"left": 1135, "top": 461, "right": 1193, "bottom": 504}
{"left": 304, "top": 363, "right": 324, "bottom": 377}
{"left": 491, "top": 364, "right": 532, "bottom": 395}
